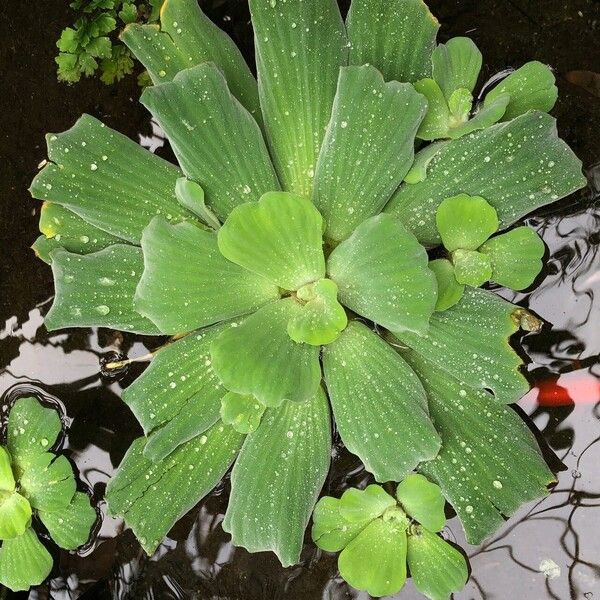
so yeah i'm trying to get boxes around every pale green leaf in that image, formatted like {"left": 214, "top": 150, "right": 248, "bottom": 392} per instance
{"left": 29, "top": 114, "right": 188, "bottom": 244}
{"left": 174, "top": 178, "right": 220, "bottom": 230}
{"left": 485, "top": 61, "right": 558, "bottom": 121}
{"left": 480, "top": 226, "right": 545, "bottom": 290}
{"left": 447, "top": 88, "right": 473, "bottom": 124}
{"left": 432, "top": 37, "right": 482, "bottom": 100}
{"left": 249, "top": 0, "right": 347, "bottom": 196}
{"left": 386, "top": 112, "right": 587, "bottom": 245}
{"left": 210, "top": 299, "right": 321, "bottom": 407}
{"left": 338, "top": 518, "right": 408, "bottom": 598}
{"left": 0, "top": 447, "right": 15, "bottom": 492}
{"left": 346, "top": 0, "right": 439, "bottom": 83}
{"left": 414, "top": 78, "right": 451, "bottom": 141}
{"left": 407, "top": 526, "right": 469, "bottom": 600}
{"left": 19, "top": 454, "right": 76, "bottom": 512}
{"left": 223, "top": 388, "right": 331, "bottom": 567}
{"left": 45, "top": 245, "right": 160, "bottom": 334}
{"left": 396, "top": 474, "right": 446, "bottom": 532}
{"left": 0, "top": 527, "right": 53, "bottom": 592}
{"left": 394, "top": 287, "right": 529, "bottom": 404}
{"left": 311, "top": 496, "right": 370, "bottom": 552}
{"left": 327, "top": 215, "right": 437, "bottom": 334}
{"left": 452, "top": 249, "right": 493, "bottom": 287}
{"left": 429, "top": 259, "right": 464, "bottom": 311}
{"left": 217, "top": 192, "right": 325, "bottom": 291}
{"left": 107, "top": 423, "right": 244, "bottom": 555}
{"left": 135, "top": 218, "right": 279, "bottom": 335}
{"left": 38, "top": 491, "right": 96, "bottom": 549}
{"left": 339, "top": 485, "right": 396, "bottom": 523}
{"left": 448, "top": 92, "right": 509, "bottom": 138}
{"left": 323, "top": 321, "right": 440, "bottom": 481}
{"left": 219, "top": 392, "right": 265, "bottom": 435}
{"left": 436, "top": 194, "right": 499, "bottom": 251}
{"left": 313, "top": 65, "right": 427, "bottom": 242}
{"left": 0, "top": 492, "right": 31, "bottom": 540}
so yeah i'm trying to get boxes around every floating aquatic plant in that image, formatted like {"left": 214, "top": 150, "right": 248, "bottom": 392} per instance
{"left": 31, "top": 0, "right": 586, "bottom": 595}
{"left": 0, "top": 397, "right": 96, "bottom": 592}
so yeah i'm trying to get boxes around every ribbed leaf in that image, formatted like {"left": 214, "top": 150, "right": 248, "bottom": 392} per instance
{"left": 346, "top": 0, "right": 439, "bottom": 83}
{"left": 29, "top": 114, "right": 188, "bottom": 243}
{"left": 45, "top": 245, "right": 160, "bottom": 334}
{"left": 327, "top": 215, "right": 437, "bottom": 334}
{"left": 339, "top": 485, "right": 396, "bottom": 523}
{"left": 106, "top": 423, "right": 244, "bottom": 555}
{"left": 431, "top": 37, "right": 482, "bottom": 100}
{"left": 217, "top": 192, "right": 325, "bottom": 291}
{"left": 223, "top": 388, "right": 331, "bottom": 567}
{"left": 210, "top": 299, "right": 321, "bottom": 407}
{"left": 452, "top": 249, "right": 492, "bottom": 287}
{"left": 394, "top": 287, "right": 529, "bottom": 404}
{"left": 323, "top": 322, "right": 440, "bottom": 481}
{"left": 313, "top": 65, "right": 427, "bottom": 242}
{"left": 414, "top": 78, "right": 452, "bottom": 141}
{"left": 141, "top": 63, "right": 280, "bottom": 221}
{"left": 0, "top": 447, "right": 14, "bottom": 492}
{"left": 404, "top": 351, "right": 554, "bottom": 544}
{"left": 429, "top": 259, "right": 464, "bottom": 311}
{"left": 249, "top": 0, "right": 347, "bottom": 196}
{"left": 386, "top": 111, "right": 586, "bottom": 245}
{"left": 396, "top": 474, "right": 445, "bottom": 532}
{"left": 0, "top": 492, "right": 31, "bottom": 540}
{"left": 312, "top": 496, "right": 370, "bottom": 552}
{"left": 135, "top": 218, "right": 279, "bottom": 335}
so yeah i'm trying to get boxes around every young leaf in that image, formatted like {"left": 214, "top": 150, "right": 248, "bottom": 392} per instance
{"left": 480, "top": 226, "right": 545, "bottom": 290}
{"left": 448, "top": 92, "right": 509, "bottom": 138}
{"left": 217, "top": 192, "right": 325, "bottom": 291}
{"left": 210, "top": 299, "right": 321, "bottom": 407}
{"left": 45, "top": 245, "right": 161, "bottom": 334}
{"left": 85, "top": 36, "right": 112, "bottom": 59}
{"left": 249, "top": 0, "right": 347, "bottom": 196}
{"left": 312, "top": 496, "right": 370, "bottom": 552}
{"left": 432, "top": 37, "right": 482, "bottom": 100}
{"left": 313, "top": 65, "right": 427, "bottom": 243}
{"left": 414, "top": 78, "right": 452, "bottom": 141}
{"left": 407, "top": 526, "right": 469, "bottom": 600}
{"left": 118, "top": 2, "right": 137, "bottom": 24}
{"left": 327, "top": 214, "right": 437, "bottom": 335}
{"left": 346, "top": 0, "right": 439, "bottom": 83}
{"left": 339, "top": 485, "right": 396, "bottom": 523}
{"left": 404, "top": 141, "right": 450, "bottom": 184}
{"left": 386, "top": 112, "right": 587, "bottom": 245}
{"left": 174, "top": 178, "right": 220, "bottom": 230}
{"left": 223, "top": 388, "right": 331, "bottom": 567}
{"left": 436, "top": 194, "right": 499, "bottom": 251}
{"left": 220, "top": 392, "right": 265, "bottom": 435}
{"left": 0, "top": 492, "right": 32, "bottom": 540}
{"left": 99, "top": 44, "right": 134, "bottom": 84}
{"left": 141, "top": 63, "right": 280, "bottom": 221}
{"left": 135, "top": 218, "right": 278, "bottom": 334}
{"left": 429, "top": 259, "right": 465, "bottom": 311}
{"left": 0, "top": 447, "right": 15, "bottom": 492}
{"left": 452, "top": 249, "right": 493, "bottom": 287}
{"left": 396, "top": 474, "right": 446, "bottom": 532}
{"left": 323, "top": 321, "right": 441, "bottom": 482}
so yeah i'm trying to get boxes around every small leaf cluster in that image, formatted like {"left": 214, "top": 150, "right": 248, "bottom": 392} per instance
{"left": 0, "top": 397, "right": 96, "bottom": 592}
{"left": 56, "top": 0, "right": 162, "bottom": 84}
{"left": 312, "top": 475, "right": 468, "bottom": 599}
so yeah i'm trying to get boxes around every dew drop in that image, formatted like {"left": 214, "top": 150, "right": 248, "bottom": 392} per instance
{"left": 95, "top": 305, "right": 110, "bottom": 316}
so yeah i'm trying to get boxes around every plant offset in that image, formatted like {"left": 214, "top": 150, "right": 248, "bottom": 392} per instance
{"left": 25, "top": 0, "right": 586, "bottom": 597}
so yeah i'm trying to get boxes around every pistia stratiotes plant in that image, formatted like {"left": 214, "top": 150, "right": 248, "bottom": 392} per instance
{"left": 30, "top": 0, "right": 586, "bottom": 595}
{"left": 0, "top": 397, "right": 96, "bottom": 592}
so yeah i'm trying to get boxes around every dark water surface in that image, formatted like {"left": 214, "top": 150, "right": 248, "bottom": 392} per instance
{"left": 1, "top": 1, "right": 599, "bottom": 598}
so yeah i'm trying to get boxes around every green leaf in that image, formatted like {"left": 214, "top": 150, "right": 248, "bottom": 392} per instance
{"left": 19, "top": 454, "right": 76, "bottom": 513}
{"left": 385, "top": 111, "right": 586, "bottom": 245}
{"left": 327, "top": 214, "right": 437, "bottom": 334}
{"left": 56, "top": 52, "right": 82, "bottom": 83}
{"left": 45, "top": 245, "right": 160, "bottom": 334}
{"left": 480, "top": 226, "right": 545, "bottom": 290}
{"left": 30, "top": 114, "right": 188, "bottom": 244}
{"left": 407, "top": 526, "right": 469, "bottom": 600}
{"left": 396, "top": 474, "right": 446, "bottom": 532}
{"left": 339, "top": 485, "right": 396, "bottom": 523}
{"left": 447, "top": 88, "right": 473, "bottom": 124}
{"left": 394, "top": 287, "right": 529, "bottom": 404}
{"left": 217, "top": 192, "right": 325, "bottom": 291}
{"left": 220, "top": 392, "right": 265, "bottom": 435}
{"left": 118, "top": 2, "right": 137, "bottom": 24}
{"left": 121, "top": 327, "right": 228, "bottom": 461}
{"left": 7, "top": 397, "right": 62, "bottom": 475}
{"left": 223, "top": 388, "right": 331, "bottom": 567}
{"left": 338, "top": 518, "right": 408, "bottom": 597}
{"left": 0, "top": 447, "right": 15, "bottom": 492}
{"left": 86, "top": 36, "right": 112, "bottom": 59}
{"left": 448, "top": 92, "right": 509, "bottom": 138}
{"left": 249, "top": 0, "right": 347, "bottom": 196}
{"left": 210, "top": 299, "right": 321, "bottom": 407}
{"left": 311, "top": 496, "right": 370, "bottom": 552}
{"left": 135, "top": 218, "right": 279, "bottom": 335}
{"left": 0, "top": 492, "right": 31, "bottom": 540}
{"left": 141, "top": 64, "right": 279, "bottom": 221}
{"left": 57, "top": 28, "right": 79, "bottom": 53}
{"left": 429, "top": 259, "right": 464, "bottom": 311}
{"left": 0, "top": 527, "right": 53, "bottom": 592}
{"left": 346, "top": 0, "right": 439, "bottom": 83}
{"left": 78, "top": 52, "right": 99, "bottom": 76}
{"left": 414, "top": 78, "right": 452, "bottom": 141}
{"left": 287, "top": 279, "right": 347, "bottom": 346}
{"left": 485, "top": 61, "right": 558, "bottom": 121}
{"left": 313, "top": 65, "right": 427, "bottom": 243}
{"left": 174, "top": 178, "right": 220, "bottom": 230}
{"left": 404, "top": 141, "right": 450, "bottom": 184}
{"left": 432, "top": 37, "right": 482, "bottom": 100}
{"left": 107, "top": 423, "right": 244, "bottom": 555}
{"left": 99, "top": 44, "right": 134, "bottom": 84}
{"left": 436, "top": 194, "right": 499, "bottom": 251}
{"left": 452, "top": 249, "right": 493, "bottom": 287}
{"left": 323, "top": 321, "right": 440, "bottom": 482}
{"left": 38, "top": 491, "right": 96, "bottom": 550}
{"left": 122, "top": 0, "right": 261, "bottom": 120}
{"left": 404, "top": 351, "right": 554, "bottom": 544}
{"left": 93, "top": 12, "right": 117, "bottom": 35}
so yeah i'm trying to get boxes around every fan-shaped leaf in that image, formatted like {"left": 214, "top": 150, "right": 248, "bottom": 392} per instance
{"left": 19, "top": 454, "right": 75, "bottom": 513}
{"left": 339, "top": 485, "right": 396, "bottom": 523}
{"left": 0, "top": 492, "right": 31, "bottom": 540}
{"left": 396, "top": 474, "right": 445, "bottom": 532}
{"left": 312, "top": 496, "right": 370, "bottom": 552}
{"left": 432, "top": 37, "right": 482, "bottom": 100}
{"left": 429, "top": 259, "right": 464, "bottom": 311}
{"left": 223, "top": 388, "right": 331, "bottom": 567}
{"left": 452, "top": 249, "right": 492, "bottom": 287}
